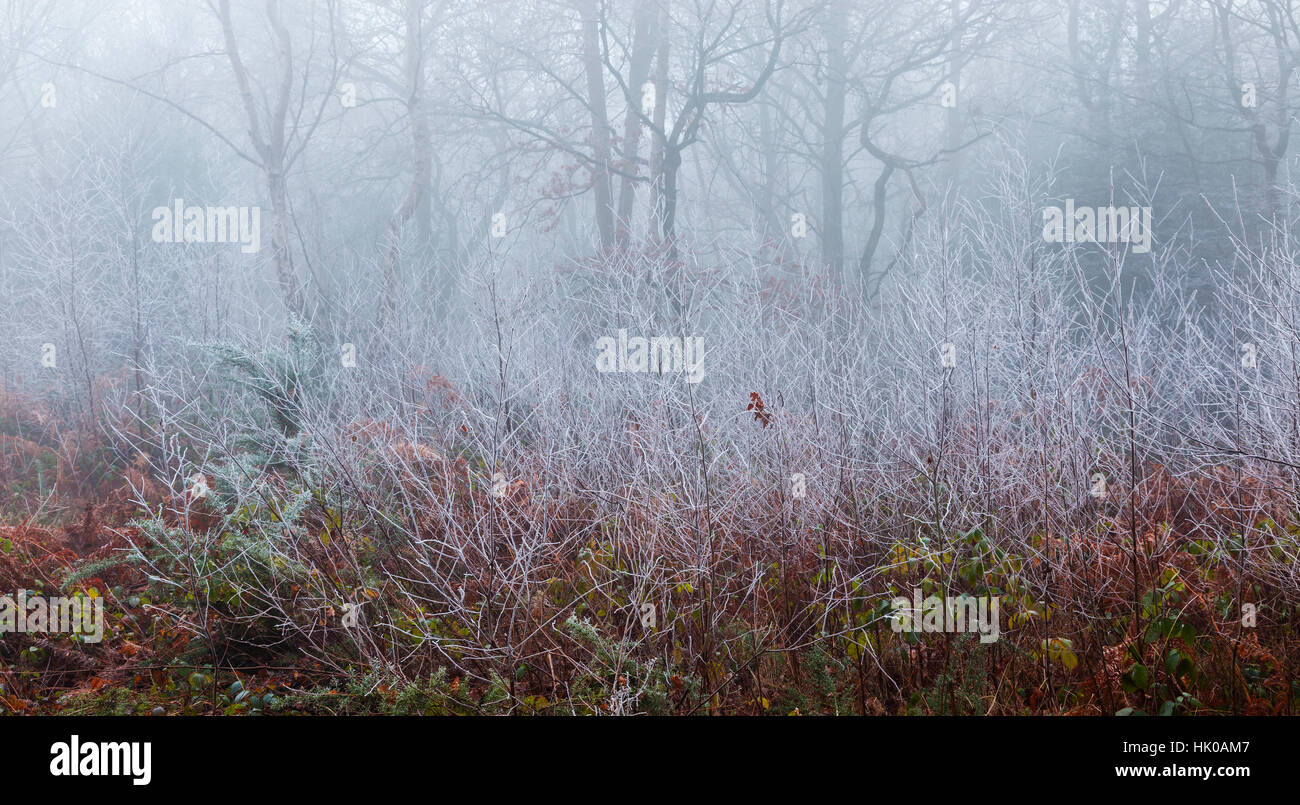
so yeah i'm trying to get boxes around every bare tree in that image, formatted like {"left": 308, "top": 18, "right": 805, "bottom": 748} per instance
{"left": 214, "top": 0, "right": 341, "bottom": 320}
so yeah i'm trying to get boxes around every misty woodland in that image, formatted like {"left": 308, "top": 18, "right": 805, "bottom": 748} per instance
{"left": 0, "top": 0, "right": 1297, "bottom": 717}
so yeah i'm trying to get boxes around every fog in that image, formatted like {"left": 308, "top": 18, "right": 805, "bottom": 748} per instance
{"left": 0, "top": 0, "right": 1296, "bottom": 716}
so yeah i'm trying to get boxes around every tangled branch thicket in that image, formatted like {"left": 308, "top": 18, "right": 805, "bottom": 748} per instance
{"left": 1, "top": 164, "right": 1298, "bottom": 716}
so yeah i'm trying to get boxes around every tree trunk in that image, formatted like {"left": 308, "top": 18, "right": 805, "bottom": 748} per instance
{"left": 616, "top": 0, "right": 657, "bottom": 247}
{"left": 580, "top": 0, "right": 615, "bottom": 250}
{"left": 943, "top": 0, "right": 963, "bottom": 187}
{"left": 381, "top": 0, "right": 432, "bottom": 328}
{"left": 820, "top": 0, "right": 847, "bottom": 282}
{"left": 859, "top": 162, "right": 895, "bottom": 285}
{"left": 267, "top": 165, "right": 304, "bottom": 318}
{"left": 648, "top": 0, "right": 670, "bottom": 243}
{"left": 662, "top": 145, "right": 681, "bottom": 254}
{"left": 219, "top": 0, "right": 306, "bottom": 320}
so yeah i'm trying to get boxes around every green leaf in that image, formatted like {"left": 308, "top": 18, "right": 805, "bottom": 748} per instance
{"left": 1165, "top": 650, "right": 1183, "bottom": 676}
{"left": 1122, "top": 664, "right": 1151, "bottom": 693}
